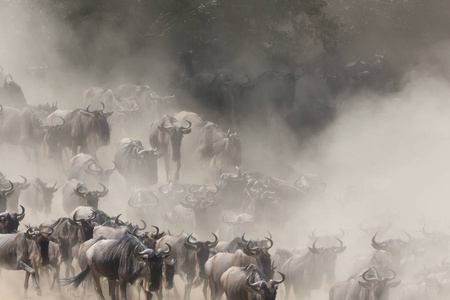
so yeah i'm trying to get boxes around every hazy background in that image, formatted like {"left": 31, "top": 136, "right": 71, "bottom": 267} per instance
{"left": 1, "top": 0, "right": 450, "bottom": 299}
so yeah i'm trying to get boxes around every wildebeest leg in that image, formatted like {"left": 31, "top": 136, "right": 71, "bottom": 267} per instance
{"left": 164, "top": 155, "right": 170, "bottom": 181}
{"left": 178, "top": 271, "right": 190, "bottom": 300}
{"left": 202, "top": 278, "right": 208, "bottom": 300}
{"left": 284, "top": 281, "right": 291, "bottom": 300}
{"left": 21, "top": 145, "right": 31, "bottom": 162}
{"left": 19, "top": 261, "right": 42, "bottom": 296}
{"left": 65, "top": 259, "right": 75, "bottom": 277}
{"left": 175, "top": 160, "right": 181, "bottom": 182}
{"left": 91, "top": 265, "right": 106, "bottom": 300}
{"left": 33, "top": 149, "right": 40, "bottom": 173}
{"left": 119, "top": 279, "right": 127, "bottom": 300}
{"left": 108, "top": 279, "right": 117, "bottom": 300}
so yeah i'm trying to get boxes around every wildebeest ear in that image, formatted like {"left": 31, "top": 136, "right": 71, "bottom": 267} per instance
{"left": 182, "top": 128, "right": 191, "bottom": 135}
{"left": 358, "top": 281, "right": 374, "bottom": 290}
{"left": 388, "top": 280, "right": 401, "bottom": 288}
{"left": 184, "top": 242, "right": 197, "bottom": 251}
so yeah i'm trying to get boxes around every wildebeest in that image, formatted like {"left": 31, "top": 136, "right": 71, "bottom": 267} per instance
{"left": 21, "top": 178, "right": 59, "bottom": 219}
{"left": 329, "top": 267, "right": 400, "bottom": 300}
{"left": 62, "top": 179, "right": 109, "bottom": 215}
{"left": 114, "top": 137, "right": 158, "bottom": 188}
{"left": 221, "top": 264, "right": 285, "bottom": 300}
{"left": 175, "top": 111, "right": 242, "bottom": 170}
{"left": 46, "top": 209, "right": 97, "bottom": 276}
{"left": 0, "top": 73, "right": 27, "bottom": 108}
{"left": 0, "top": 105, "right": 47, "bottom": 163}
{"left": 126, "top": 188, "right": 162, "bottom": 225}
{"left": 281, "top": 239, "right": 346, "bottom": 299}
{"left": 0, "top": 205, "right": 25, "bottom": 233}
{"left": 44, "top": 104, "right": 112, "bottom": 159}
{"left": 149, "top": 115, "right": 191, "bottom": 181}
{"left": 68, "top": 153, "right": 115, "bottom": 190}
{"left": 0, "top": 175, "right": 30, "bottom": 212}
{"left": 61, "top": 234, "right": 171, "bottom": 300}
{"left": 156, "top": 232, "right": 218, "bottom": 300}
{"left": 205, "top": 239, "right": 274, "bottom": 300}
{"left": 0, "top": 226, "right": 54, "bottom": 297}
{"left": 0, "top": 180, "right": 14, "bottom": 212}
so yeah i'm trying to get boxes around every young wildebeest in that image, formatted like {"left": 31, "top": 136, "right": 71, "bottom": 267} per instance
{"left": 149, "top": 115, "right": 191, "bottom": 181}
{"left": 329, "top": 267, "right": 400, "bottom": 300}
{"left": 21, "top": 177, "right": 59, "bottom": 220}
{"left": 62, "top": 179, "right": 109, "bottom": 215}
{"left": 114, "top": 137, "right": 158, "bottom": 188}
{"left": 61, "top": 234, "right": 171, "bottom": 300}
{"left": 221, "top": 264, "right": 285, "bottom": 300}
{"left": 0, "top": 226, "right": 54, "bottom": 297}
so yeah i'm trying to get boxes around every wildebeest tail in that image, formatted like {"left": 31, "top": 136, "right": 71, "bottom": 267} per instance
{"left": 59, "top": 266, "right": 91, "bottom": 289}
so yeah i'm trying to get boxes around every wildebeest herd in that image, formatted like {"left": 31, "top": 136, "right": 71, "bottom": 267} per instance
{"left": 0, "top": 64, "right": 449, "bottom": 300}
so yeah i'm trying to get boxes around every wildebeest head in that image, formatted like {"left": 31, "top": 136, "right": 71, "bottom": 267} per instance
{"left": 158, "top": 117, "right": 191, "bottom": 161}
{"left": 184, "top": 233, "right": 219, "bottom": 278}
{"left": 33, "top": 179, "right": 59, "bottom": 214}
{"left": 0, "top": 180, "right": 14, "bottom": 211}
{"left": 0, "top": 205, "right": 25, "bottom": 233}
{"left": 132, "top": 225, "right": 164, "bottom": 249}
{"left": 358, "top": 267, "right": 400, "bottom": 300}
{"left": 371, "top": 233, "right": 411, "bottom": 261}
{"left": 243, "top": 234, "right": 274, "bottom": 279}
{"left": 80, "top": 102, "right": 113, "bottom": 146}
{"left": 74, "top": 183, "right": 108, "bottom": 209}
{"left": 25, "top": 226, "right": 54, "bottom": 266}
{"left": 308, "top": 239, "right": 346, "bottom": 284}
{"left": 42, "top": 116, "right": 65, "bottom": 158}
{"left": 69, "top": 209, "right": 97, "bottom": 241}
{"left": 85, "top": 159, "right": 116, "bottom": 186}
{"left": 2, "top": 74, "right": 27, "bottom": 107}
{"left": 246, "top": 269, "right": 285, "bottom": 300}
{"left": 134, "top": 243, "right": 172, "bottom": 292}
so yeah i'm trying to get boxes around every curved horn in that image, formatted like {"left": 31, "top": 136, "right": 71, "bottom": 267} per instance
{"left": 263, "top": 236, "right": 273, "bottom": 250}
{"left": 362, "top": 268, "right": 379, "bottom": 283}
{"left": 246, "top": 275, "right": 262, "bottom": 291}
{"left": 152, "top": 225, "right": 159, "bottom": 236}
{"left": 181, "top": 120, "right": 192, "bottom": 130}
{"left": 85, "top": 104, "right": 92, "bottom": 113}
{"left": 75, "top": 184, "right": 87, "bottom": 197}
{"left": 19, "top": 175, "right": 28, "bottom": 186}
{"left": 246, "top": 239, "right": 260, "bottom": 254}
{"left": 138, "top": 248, "right": 155, "bottom": 258}
{"left": 115, "top": 214, "right": 125, "bottom": 226}
{"left": 1, "top": 180, "right": 14, "bottom": 194}
{"left": 308, "top": 240, "right": 321, "bottom": 254}
{"left": 163, "top": 243, "right": 172, "bottom": 255}
{"left": 16, "top": 205, "right": 25, "bottom": 221}
{"left": 99, "top": 102, "right": 105, "bottom": 112}
{"left": 332, "top": 238, "right": 346, "bottom": 253}
{"left": 55, "top": 116, "right": 65, "bottom": 127}
{"left": 382, "top": 269, "right": 397, "bottom": 282}
{"left": 98, "top": 183, "right": 108, "bottom": 197}
{"left": 270, "top": 272, "right": 286, "bottom": 285}
{"left": 242, "top": 233, "right": 249, "bottom": 244}
{"left": 186, "top": 233, "right": 200, "bottom": 247}
{"left": 206, "top": 233, "right": 219, "bottom": 249}
{"left": 371, "top": 233, "right": 386, "bottom": 250}
{"left": 87, "top": 162, "right": 101, "bottom": 174}
{"left": 137, "top": 220, "right": 147, "bottom": 231}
